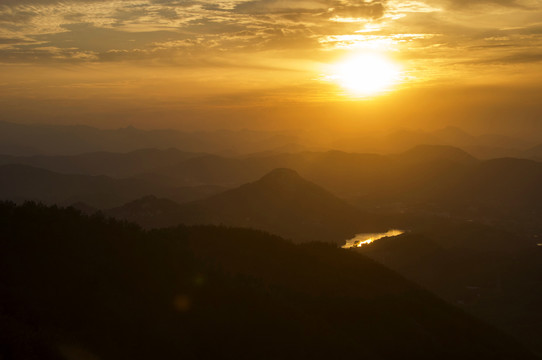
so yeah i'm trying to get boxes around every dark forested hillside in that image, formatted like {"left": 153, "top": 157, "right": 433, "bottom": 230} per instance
{"left": 1, "top": 202, "right": 536, "bottom": 360}
{"left": 358, "top": 229, "right": 542, "bottom": 355}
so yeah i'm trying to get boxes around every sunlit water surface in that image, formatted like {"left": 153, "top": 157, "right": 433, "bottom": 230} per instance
{"left": 342, "top": 229, "right": 404, "bottom": 249}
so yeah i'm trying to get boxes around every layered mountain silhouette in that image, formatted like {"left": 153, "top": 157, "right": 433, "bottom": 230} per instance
{"left": 0, "top": 164, "right": 225, "bottom": 208}
{"left": 132, "top": 148, "right": 455, "bottom": 195}
{"left": 394, "top": 144, "right": 477, "bottom": 164}
{"left": 2, "top": 120, "right": 539, "bottom": 159}
{"left": 125, "top": 146, "right": 479, "bottom": 200}
{"left": 0, "top": 121, "right": 298, "bottom": 156}
{"left": 129, "top": 147, "right": 542, "bottom": 219}
{"left": 0, "top": 148, "right": 201, "bottom": 178}
{"left": 1, "top": 202, "right": 536, "bottom": 360}
{"left": 110, "top": 168, "right": 381, "bottom": 243}
{"left": 3, "top": 145, "right": 542, "bottom": 227}
{"left": 523, "top": 143, "right": 542, "bottom": 161}
{"left": 332, "top": 126, "right": 531, "bottom": 159}
{"left": 0, "top": 164, "right": 150, "bottom": 208}
{"left": 3, "top": 125, "right": 542, "bottom": 357}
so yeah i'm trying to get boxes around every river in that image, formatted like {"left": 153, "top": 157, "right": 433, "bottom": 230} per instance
{"left": 342, "top": 229, "right": 404, "bottom": 249}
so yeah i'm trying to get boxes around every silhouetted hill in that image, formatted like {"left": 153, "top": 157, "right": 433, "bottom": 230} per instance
{"left": 456, "top": 158, "right": 542, "bottom": 210}
{"left": 7, "top": 145, "right": 535, "bottom": 224}
{"left": 358, "top": 228, "right": 542, "bottom": 355}
{"left": 189, "top": 168, "right": 380, "bottom": 243}
{"left": 139, "top": 153, "right": 271, "bottom": 187}
{"left": 332, "top": 126, "right": 531, "bottom": 159}
{"left": 0, "top": 143, "right": 495, "bottom": 207}
{"left": 521, "top": 143, "right": 542, "bottom": 161}
{"left": 0, "top": 121, "right": 299, "bottom": 156}
{"left": 385, "top": 127, "right": 475, "bottom": 152}
{"left": 108, "top": 195, "right": 184, "bottom": 223}
{"left": 386, "top": 158, "right": 542, "bottom": 221}
{"left": 135, "top": 151, "right": 397, "bottom": 198}
{"left": 348, "top": 156, "right": 542, "bottom": 227}
{"left": 69, "top": 202, "right": 98, "bottom": 215}
{"left": 1, "top": 202, "right": 536, "bottom": 360}
{"left": 0, "top": 164, "right": 225, "bottom": 208}
{"left": 3, "top": 120, "right": 538, "bottom": 159}
{"left": 5, "top": 147, "right": 542, "bottom": 228}
{"left": 0, "top": 148, "right": 202, "bottom": 177}
{"left": 396, "top": 145, "right": 478, "bottom": 164}
{"left": 0, "top": 164, "right": 155, "bottom": 208}
{"left": 111, "top": 169, "right": 382, "bottom": 243}
{"left": 134, "top": 148, "right": 484, "bottom": 202}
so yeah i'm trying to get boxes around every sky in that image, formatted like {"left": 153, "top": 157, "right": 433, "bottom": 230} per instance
{"left": 1, "top": 0, "right": 542, "bottom": 135}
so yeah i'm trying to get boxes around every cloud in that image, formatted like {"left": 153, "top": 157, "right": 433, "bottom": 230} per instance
{"left": 0, "top": 0, "right": 389, "bottom": 65}
{"left": 33, "top": 22, "right": 180, "bottom": 52}
{"left": 329, "top": 2, "right": 385, "bottom": 19}
{"left": 0, "top": 0, "right": 108, "bottom": 4}
{"left": 0, "top": 37, "right": 33, "bottom": 44}
{"left": 465, "top": 51, "right": 542, "bottom": 64}
{"left": 0, "top": 0, "right": 540, "bottom": 75}
{"left": 0, "top": 8, "right": 37, "bottom": 22}
{"left": 447, "top": 0, "right": 522, "bottom": 7}
{"left": 0, "top": 45, "right": 98, "bottom": 63}
{"left": 184, "top": 18, "right": 245, "bottom": 34}
{"left": 430, "top": 0, "right": 531, "bottom": 9}
{"left": 234, "top": 0, "right": 324, "bottom": 15}
{"left": 150, "top": 0, "right": 199, "bottom": 5}
{"left": 233, "top": 0, "right": 385, "bottom": 19}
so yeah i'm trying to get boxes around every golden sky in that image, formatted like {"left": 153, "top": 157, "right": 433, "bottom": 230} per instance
{"left": 1, "top": 0, "right": 542, "bottom": 134}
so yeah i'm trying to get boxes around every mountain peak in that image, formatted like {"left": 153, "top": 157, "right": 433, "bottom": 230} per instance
{"left": 398, "top": 145, "right": 477, "bottom": 164}
{"left": 188, "top": 167, "right": 371, "bottom": 243}
{"left": 255, "top": 168, "right": 309, "bottom": 189}
{"left": 260, "top": 168, "right": 300, "bottom": 180}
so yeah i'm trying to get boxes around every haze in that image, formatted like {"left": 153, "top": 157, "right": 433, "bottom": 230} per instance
{"left": 1, "top": 0, "right": 542, "bottom": 137}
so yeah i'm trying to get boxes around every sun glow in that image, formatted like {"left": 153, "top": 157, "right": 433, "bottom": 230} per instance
{"left": 331, "top": 53, "right": 401, "bottom": 97}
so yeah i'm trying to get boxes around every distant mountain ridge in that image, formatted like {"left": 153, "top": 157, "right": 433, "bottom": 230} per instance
{"left": 0, "top": 121, "right": 299, "bottom": 156}
{"left": 2, "top": 120, "right": 540, "bottom": 159}
{"left": 395, "top": 144, "right": 478, "bottom": 164}
{"left": 0, "top": 164, "right": 147, "bottom": 208}
{"left": 333, "top": 126, "right": 534, "bottom": 159}
{"left": 0, "top": 148, "right": 202, "bottom": 178}
{"left": 0, "top": 164, "right": 225, "bottom": 208}
{"left": 522, "top": 143, "right": 542, "bottom": 161}
{"left": 0, "top": 148, "right": 201, "bottom": 178}
{"left": 3, "top": 145, "right": 542, "bottom": 226}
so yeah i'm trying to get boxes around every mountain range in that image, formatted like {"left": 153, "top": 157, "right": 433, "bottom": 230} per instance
{"left": 3, "top": 144, "right": 542, "bottom": 235}
{"left": 0, "top": 164, "right": 225, "bottom": 208}
{"left": 2, "top": 128, "right": 542, "bottom": 356}
{"left": 0, "top": 148, "right": 201, "bottom": 178}
{"left": 2, "top": 120, "right": 542, "bottom": 160}
{"left": 0, "top": 121, "right": 299, "bottom": 156}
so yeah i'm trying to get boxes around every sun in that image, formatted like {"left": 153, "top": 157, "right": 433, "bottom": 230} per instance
{"left": 331, "top": 53, "right": 401, "bottom": 96}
